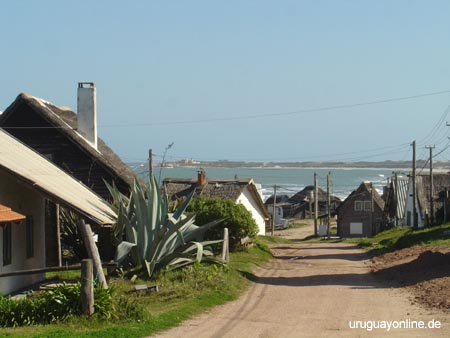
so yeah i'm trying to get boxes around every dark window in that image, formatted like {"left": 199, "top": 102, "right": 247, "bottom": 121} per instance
{"left": 354, "top": 201, "right": 362, "bottom": 211}
{"left": 364, "top": 201, "right": 372, "bottom": 211}
{"left": 3, "top": 223, "right": 12, "bottom": 266}
{"left": 26, "top": 216, "right": 34, "bottom": 258}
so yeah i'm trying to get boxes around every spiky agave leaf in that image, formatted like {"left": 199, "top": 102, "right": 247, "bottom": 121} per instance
{"left": 115, "top": 241, "right": 137, "bottom": 263}
{"left": 109, "top": 174, "right": 224, "bottom": 279}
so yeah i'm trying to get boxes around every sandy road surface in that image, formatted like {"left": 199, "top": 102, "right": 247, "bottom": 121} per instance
{"left": 153, "top": 225, "right": 450, "bottom": 338}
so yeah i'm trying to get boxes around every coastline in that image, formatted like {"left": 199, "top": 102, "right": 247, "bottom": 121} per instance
{"left": 167, "top": 165, "right": 449, "bottom": 172}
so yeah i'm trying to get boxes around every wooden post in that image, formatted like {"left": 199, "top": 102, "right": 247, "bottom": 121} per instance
{"left": 426, "top": 145, "right": 435, "bottom": 225}
{"left": 77, "top": 219, "right": 108, "bottom": 289}
{"left": 326, "top": 172, "right": 331, "bottom": 239}
{"left": 371, "top": 184, "right": 375, "bottom": 236}
{"left": 55, "top": 203, "right": 62, "bottom": 267}
{"left": 394, "top": 172, "right": 398, "bottom": 226}
{"left": 411, "top": 140, "right": 417, "bottom": 227}
{"left": 445, "top": 188, "right": 449, "bottom": 223}
{"left": 271, "top": 185, "right": 277, "bottom": 236}
{"left": 221, "top": 227, "right": 229, "bottom": 263}
{"left": 81, "top": 259, "right": 94, "bottom": 316}
{"left": 314, "top": 172, "right": 318, "bottom": 237}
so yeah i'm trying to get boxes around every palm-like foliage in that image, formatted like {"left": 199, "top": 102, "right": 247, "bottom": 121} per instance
{"left": 106, "top": 175, "right": 224, "bottom": 278}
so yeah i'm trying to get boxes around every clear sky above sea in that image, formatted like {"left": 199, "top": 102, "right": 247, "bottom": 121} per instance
{"left": 1, "top": 0, "right": 450, "bottom": 165}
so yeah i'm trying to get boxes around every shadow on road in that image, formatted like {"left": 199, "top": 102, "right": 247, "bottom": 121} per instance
{"left": 239, "top": 270, "right": 380, "bottom": 288}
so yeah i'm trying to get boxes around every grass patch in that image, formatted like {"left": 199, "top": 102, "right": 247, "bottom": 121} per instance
{"left": 347, "top": 223, "right": 450, "bottom": 256}
{"left": 287, "top": 219, "right": 310, "bottom": 229}
{"left": 0, "top": 238, "right": 274, "bottom": 338}
{"left": 257, "top": 235, "right": 293, "bottom": 245}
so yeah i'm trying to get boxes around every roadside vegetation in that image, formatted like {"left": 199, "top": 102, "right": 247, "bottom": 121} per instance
{"left": 348, "top": 223, "right": 450, "bottom": 256}
{"left": 0, "top": 174, "right": 287, "bottom": 337}
{"left": 0, "top": 236, "right": 285, "bottom": 337}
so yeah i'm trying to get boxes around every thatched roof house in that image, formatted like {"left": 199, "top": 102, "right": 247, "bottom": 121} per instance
{"left": 288, "top": 185, "right": 341, "bottom": 218}
{"left": 408, "top": 173, "right": 450, "bottom": 226}
{"left": 0, "top": 88, "right": 141, "bottom": 200}
{"left": 337, "top": 182, "right": 385, "bottom": 237}
{"left": 163, "top": 171, "right": 269, "bottom": 235}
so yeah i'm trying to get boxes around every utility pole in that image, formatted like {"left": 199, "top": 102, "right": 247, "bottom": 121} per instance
{"left": 271, "top": 184, "right": 277, "bottom": 236}
{"left": 394, "top": 172, "right": 398, "bottom": 226}
{"left": 149, "top": 148, "right": 153, "bottom": 181}
{"left": 411, "top": 140, "right": 417, "bottom": 227}
{"left": 327, "top": 172, "right": 331, "bottom": 239}
{"left": 371, "top": 183, "right": 375, "bottom": 236}
{"left": 314, "top": 172, "right": 318, "bottom": 237}
{"left": 425, "top": 145, "right": 435, "bottom": 225}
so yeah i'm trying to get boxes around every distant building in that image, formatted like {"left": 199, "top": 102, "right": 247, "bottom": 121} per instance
{"left": 337, "top": 182, "right": 385, "bottom": 238}
{"left": 404, "top": 173, "right": 450, "bottom": 227}
{"left": 383, "top": 174, "right": 409, "bottom": 226}
{"left": 289, "top": 185, "right": 341, "bottom": 219}
{"left": 163, "top": 170, "right": 269, "bottom": 235}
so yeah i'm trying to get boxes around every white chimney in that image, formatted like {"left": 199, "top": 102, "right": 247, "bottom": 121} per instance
{"left": 77, "top": 82, "right": 97, "bottom": 150}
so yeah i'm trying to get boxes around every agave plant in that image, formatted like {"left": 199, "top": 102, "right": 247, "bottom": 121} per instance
{"left": 106, "top": 175, "right": 224, "bottom": 278}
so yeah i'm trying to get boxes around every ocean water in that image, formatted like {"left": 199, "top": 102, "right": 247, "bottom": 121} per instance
{"left": 154, "top": 167, "right": 400, "bottom": 202}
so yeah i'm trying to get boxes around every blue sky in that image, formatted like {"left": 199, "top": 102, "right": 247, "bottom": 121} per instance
{"left": 2, "top": 0, "right": 450, "bottom": 164}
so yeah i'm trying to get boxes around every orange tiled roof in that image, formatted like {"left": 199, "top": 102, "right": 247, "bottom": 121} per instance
{"left": 0, "top": 204, "right": 26, "bottom": 223}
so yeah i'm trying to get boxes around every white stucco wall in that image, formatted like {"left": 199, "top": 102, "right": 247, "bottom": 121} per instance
{"left": 404, "top": 178, "right": 424, "bottom": 228}
{"left": 0, "top": 170, "right": 46, "bottom": 295}
{"left": 237, "top": 188, "right": 266, "bottom": 236}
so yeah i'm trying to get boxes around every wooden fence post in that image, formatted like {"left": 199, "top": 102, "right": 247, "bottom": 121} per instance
{"left": 81, "top": 259, "right": 94, "bottom": 316}
{"left": 77, "top": 219, "right": 108, "bottom": 289}
{"left": 222, "top": 227, "right": 229, "bottom": 263}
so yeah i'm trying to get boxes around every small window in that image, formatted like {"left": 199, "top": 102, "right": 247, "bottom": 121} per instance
{"left": 3, "top": 223, "right": 12, "bottom": 266}
{"left": 354, "top": 201, "right": 362, "bottom": 211}
{"left": 364, "top": 201, "right": 372, "bottom": 211}
{"left": 26, "top": 216, "right": 34, "bottom": 258}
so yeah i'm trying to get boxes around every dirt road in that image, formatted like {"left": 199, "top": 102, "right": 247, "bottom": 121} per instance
{"left": 154, "top": 225, "right": 450, "bottom": 338}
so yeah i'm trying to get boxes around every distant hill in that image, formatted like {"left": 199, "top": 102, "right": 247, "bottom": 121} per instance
{"left": 166, "top": 159, "right": 450, "bottom": 170}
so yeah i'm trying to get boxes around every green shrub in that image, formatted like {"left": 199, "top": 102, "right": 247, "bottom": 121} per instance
{"left": 187, "top": 197, "right": 258, "bottom": 250}
{"left": 0, "top": 283, "right": 114, "bottom": 327}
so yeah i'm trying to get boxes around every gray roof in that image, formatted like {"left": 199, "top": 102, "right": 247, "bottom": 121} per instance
{"left": 416, "top": 173, "right": 450, "bottom": 220}
{"left": 289, "top": 185, "right": 341, "bottom": 204}
{"left": 163, "top": 177, "right": 269, "bottom": 218}
{"left": 0, "top": 129, "right": 116, "bottom": 225}
{"left": 385, "top": 176, "right": 409, "bottom": 219}
{"left": 342, "top": 182, "right": 385, "bottom": 211}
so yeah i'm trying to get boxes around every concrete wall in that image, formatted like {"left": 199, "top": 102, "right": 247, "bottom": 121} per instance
{"left": 237, "top": 188, "right": 266, "bottom": 235}
{"left": 0, "top": 170, "right": 46, "bottom": 295}
{"left": 404, "top": 179, "right": 424, "bottom": 228}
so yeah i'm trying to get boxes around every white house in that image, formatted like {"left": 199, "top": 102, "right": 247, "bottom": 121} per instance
{"left": 0, "top": 129, "right": 116, "bottom": 295}
{"left": 163, "top": 171, "right": 270, "bottom": 235}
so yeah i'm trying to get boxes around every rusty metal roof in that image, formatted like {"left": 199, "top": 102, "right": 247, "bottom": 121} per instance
{"left": 0, "top": 204, "right": 26, "bottom": 224}
{"left": 0, "top": 129, "right": 116, "bottom": 225}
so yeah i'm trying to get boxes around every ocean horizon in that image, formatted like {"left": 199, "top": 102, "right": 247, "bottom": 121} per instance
{"left": 139, "top": 166, "right": 408, "bottom": 201}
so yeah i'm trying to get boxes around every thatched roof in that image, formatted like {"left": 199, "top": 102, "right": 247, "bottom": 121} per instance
{"left": 342, "top": 182, "right": 385, "bottom": 211}
{"left": 163, "top": 177, "right": 269, "bottom": 218}
{"left": 264, "top": 194, "right": 290, "bottom": 205}
{"left": 0, "top": 93, "right": 141, "bottom": 191}
{"left": 416, "top": 173, "right": 450, "bottom": 221}
{"left": 289, "top": 185, "right": 341, "bottom": 204}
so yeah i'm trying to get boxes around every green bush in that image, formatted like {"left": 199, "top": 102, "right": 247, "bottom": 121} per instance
{"left": 0, "top": 283, "right": 113, "bottom": 327}
{"left": 187, "top": 197, "right": 258, "bottom": 250}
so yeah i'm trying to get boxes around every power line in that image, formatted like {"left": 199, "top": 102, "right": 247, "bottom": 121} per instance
{"left": 96, "top": 89, "right": 450, "bottom": 128}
